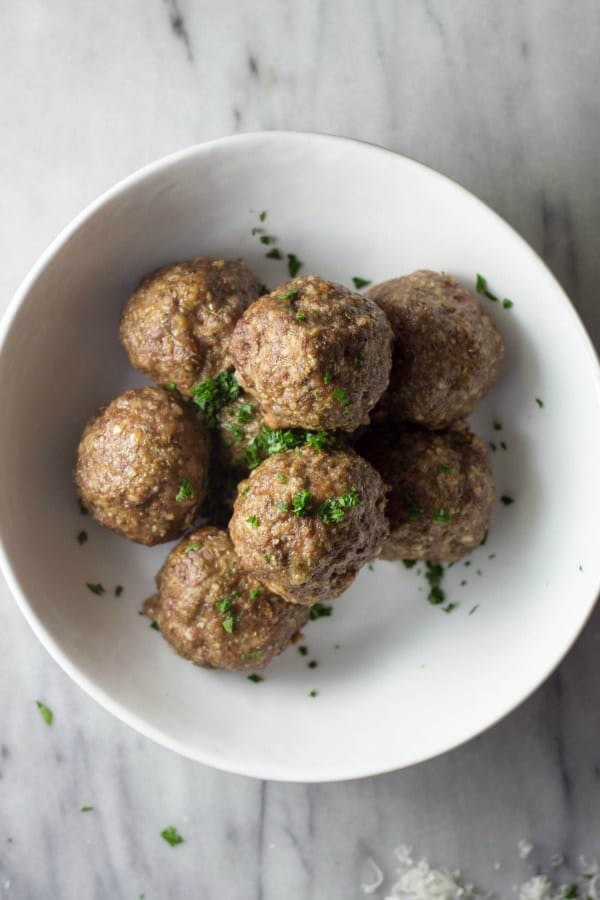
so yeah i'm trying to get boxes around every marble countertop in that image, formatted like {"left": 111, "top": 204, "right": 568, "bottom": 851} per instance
{"left": 1, "top": 1, "right": 599, "bottom": 898}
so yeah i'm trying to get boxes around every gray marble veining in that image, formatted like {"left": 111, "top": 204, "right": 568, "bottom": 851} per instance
{"left": 0, "top": 1, "right": 599, "bottom": 898}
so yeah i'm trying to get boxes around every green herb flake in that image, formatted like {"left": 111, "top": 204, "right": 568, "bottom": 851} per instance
{"left": 7, "top": 838, "right": 13, "bottom": 843}
{"left": 80, "top": 806, "right": 93, "bottom": 812}
{"left": 352, "top": 277, "right": 372, "bottom": 290}
{"left": 247, "top": 674, "right": 264, "bottom": 683}
{"left": 276, "top": 501, "right": 289, "bottom": 512}
{"left": 502, "top": 298, "right": 514, "bottom": 309}
{"left": 86, "top": 582, "right": 105, "bottom": 596}
{"left": 185, "top": 543, "right": 200, "bottom": 556}
{"left": 265, "top": 248, "right": 283, "bottom": 260}
{"left": 222, "top": 616, "right": 235, "bottom": 634}
{"left": 296, "top": 312, "right": 307, "bottom": 322}
{"left": 317, "top": 487, "right": 360, "bottom": 523}
{"left": 442, "top": 603, "right": 458, "bottom": 614}
{"left": 323, "top": 372, "right": 333, "bottom": 386}
{"left": 564, "top": 886, "right": 579, "bottom": 900}
{"left": 403, "top": 492, "right": 423, "bottom": 521}
{"left": 241, "top": 485, "right": 251, "bottom": 496}
{"left": 469, "top": 604, "right": 479, "bottom": 615}
{"left": 438, "top": 464, "right": 454, "bottom": 474}
{"left": 36, "top": 700, "right": 53, "bottom": 726}
{"left": 115, "top": 585, "right": 123, "bottom": 597}
{"left": 475, "top": 273, "right": 499, "bottom": 302}
{"left": 246, "top": 515, "right": 260, "bottom": 528}
{"left": 191, "top": 370, "right": 240, "bottom": 425}
{"left": 249, "top": 587, "right": 261, "bottom": 601}
{"left": 161, "top": 826, "right": 184, "bottom": 847}
{"left": 298, "top": 646, "right": 308, "bottom": 656}
{"left": 259, "top": 210, "right": 267, "bottom": 222}
{"left": 310, "top": 602, "right": 333, "bottom": 620}
{"left": 403, "top": 559, "right": 417, "bottom": 569}
{"left": 216, "top": 592, "right": 238, "bottom": 615}
{"left": 292, "top": 490, "right": 313, "bottom": 517}
{"left": 434, "top": 509, "right": 452, "bottom": 524}
{"left": 78, "top": 499, "right": 88, "bottom": 516}
{"left": 176, "top": 477, "right": 196, "bottom": 502}
{"left": 166, "top": 382, "right": 176, "bottom": 391}
{"left": 460, "top": 580, "right": 467, "bottom": 586}
{"left": 260, "top": 235, "right": 274, "bottom": 245}
{"left": 535, "top": 397, "right": 544, "bottom": 408}
{"left": 489, "top": 442, "right": 497, "bottom": 452}
{"left": 150, "top": 621, "right": 159, "bottom": 631}
{"left": 77, "top": 530, "right": 88, "bottom": 545}
{"left": 277, "top": 474, "right": 287, "bottom": 483}
{"left": 464, "top": 560, "right": 472, "bottom": 567}
{"left": 287, "top": 253, "right": 302, "bottom": 277}
{"left": 501, "top": 495, "right": 515, "bottom": 506}
{"left": 308, "top": 660, "right": 318, "bottom": 669}
{"left": 279, "top": 287, "right": 299, "bottom": 301}
{"left": 264, "top": 551, "right": 273, "bottom": 564}
{"left": 500, "top": 441, "right": 507, "bottom": 450}
{"left": 332, "top": 386, "right": 350, "bottom": 406}
{"left": 309, "top": 689, "right": 318, "bottom": 698}
{"left": 241, "top": 650, "right": 262, "bottom": 661}
{"left": 425, "top": 562, "right": 445, "bottom": 606}
{"left": 493, "top": 421, "right": 503, "bottom": 431}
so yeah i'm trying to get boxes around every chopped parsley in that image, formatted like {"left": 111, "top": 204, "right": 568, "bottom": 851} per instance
{"left": 265, "top": 248, "right": 282, "bottom": 260}
{"left": 86, "top": 582, "right": 105, "bottom": 596}
{"left": 442, "top": 603, "right": 457, "bottom": 614}
{"left": 500, "top": 441, "right": 507, "bottom": 450}
{"left": 222, "top": 617, "right": 235, "bottom": 633}
{"left": 403, "top": 492, "right": 423, "bottom": 521}
{"left": 317, "top": 487, "right": 360, "bottom": 523}
{"left": 469, "top": 604, "right": 479, "bottom": 615}
{"left": 36, "top": 700, "right": 53, "bottom": 726}
{"left": 461, "top": 580, "right": 467, "bottom": 586}
{"left": 352, "top": 277, "right": 372, "bottom": 290}
{"left": 236, "top": 401, "right": 254, "bottom": 425}
{"left": 77, "top": 530, "right": 88, "bottom": 545}
{"left": 298, "top": 645, "right": 308, "bottom": 656}
{"left": 500, "top": 495, "right": 515, "bottom": 506}
{"left": 309, "top": 689, "right": 318, "bottom": 698}
{"left": 216, "top": 592, "right": 239, "bottom": 633}
{"left": 438, "top": 464, "right": 453, "bottom": 474}
{"left": 150, "top": 621, "right": 159, "bottom": 630}
{"left": 332, "top": 386, "right": 350, "bottom": 406}
{"left": 246, "top": 515, "right": 260, "bottom": 527}
{"left": 166, "top": 382, "right": 176, "bottom": 391}
{"left": 161, "top": 826, "right": 184, "bottom": 847}
{"left": 310, "top": 602, "right": 333, "bottom": 620}
{"left": 564, "top": 886, "right": 579, "bottom": 900}
{"left": 247, "top": 674, "right": 264, "bottom": 683}
{"left": 536, "top": 397, "right": 544, "bottom": 408}
{"left": 259, "top": 210, "right": 267, "bottom": 222}
{"left": 425, "top": 562, "right": 445, "bottom": 606}
{"left": 292, "top": 490, "right": 313, "bottom": 517}
{"left": 80, "top": 806, "right": 93, "bottom": 812}
{"left": 276, "top": 474, "right": 287, "bottom": 483}
{"left": 403, "top": 559, "right": 417, "bottom": 569}
{"left": 434, "top": 509, "right": 452, "bottom": 524}
{"left": 489, "top": 442, "right": 497, "bottom": 452}
{"left": 264, "top": 551, "right": 273, "bottom": 563}
{"left": 185, "top": 543, "right": 200, "bottom": 555}
{"left": 241, "top": 426, "right": 338, "bottom": 469}
{"left": 115, "top": 585, "right": 123, "bottom": 597}
{"left": 191, "top": 370, "right": 240, "bottom": 425}
{"left": 308, "top": 660, "right": 318, "bottom": 669}
{"left": 260, "top": 235, "right": 273, "bottom": 245}
{"left": 279, "top": 287, "right": 299, "bottom": 301}
{"left": 323, "top": 372, "right": 333, "bottom": 386}
{"left": 176, "top": 478, "right": 196, "bottom": 502}
{"left": 493, "top": 421, "right": 503, "bottom": 431}
{"left": 475, "top": 273, "right": 498, "bottom": 301}
{"left": 480, "top": 531, "right": 488, "bottom": 546}
{"left": 241, "top": 485, "right": 251, "bottom": 496}
{"left": 249, "top": 587, "right": 261, "bottom": 601}
{"left": 502, "top": 298, "right": 514, "bottom": 309}
{"left": 287, "top": 253, "right": 302, "bottom": 277}
{"left": 296, "top": 312, "right": 307, "bottom": 322}
{"left": 276, "top": 500, "right": 289, "bottom": 512}
{"left": 241, "top": 650, "right": 262, "bottom": 661}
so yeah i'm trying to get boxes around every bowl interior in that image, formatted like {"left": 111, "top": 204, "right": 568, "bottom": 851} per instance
{"left": 1, "top": 132, "right": 599, "bottom": 781}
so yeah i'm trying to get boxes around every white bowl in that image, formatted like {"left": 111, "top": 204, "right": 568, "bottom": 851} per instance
{"left": 1, "top": 132, "right": 599, "bottom": 782}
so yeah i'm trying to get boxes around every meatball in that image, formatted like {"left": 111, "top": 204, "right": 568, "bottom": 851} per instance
{"left": 119, "top": 257, "right": 263, "bottom": 396}
{"left": 230, "top": 275, "right": 393, "bottom": 432}
{"left": 213, "top": 389, "right": 265, "bottom": 471}
{"left": 229, "top": 446, "right": 388, "bottom": 605}
{"left": 75, "top": 387, "right": 209, "bottom": 545}
{"left": 367, "top": 271, "right": 504, "bottom": 429}
{"left": 358, "top": 421, "right": 494, "bottom": 562}
{"left": 145, "top": 527, "right": 309, "bottom": 670}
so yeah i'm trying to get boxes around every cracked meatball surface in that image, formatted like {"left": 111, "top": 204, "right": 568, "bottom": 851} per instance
{"left": 358, "top": 421, "right": 494, "bottom": 562}
{"left": 120, "top": 257, "right": 262, "bottom": 396}
{"left": 229, "top": 446, "right": 388, "bottom": 605}
{"left": 230, "top": 275, "right": 393, "bottom": 432}
{"left": 75, "top": 387, "right": 208, "bottom": 545}
{"left": 144, "top": 527, "right": 309, "bottom": 670}
{"left": 368, "top": 271, "right": 503, "bottom": 429}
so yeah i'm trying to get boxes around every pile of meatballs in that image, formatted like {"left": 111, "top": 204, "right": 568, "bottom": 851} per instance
{"left": 75, "top": 258, "right": 503, "bottom": 672}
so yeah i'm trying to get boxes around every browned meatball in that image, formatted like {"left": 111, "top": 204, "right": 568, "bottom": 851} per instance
{"left": 75, "top": 387, "right": 208, "bottom": 545}
{"left": 368, "top": 271, "right": 504, "bottom": 429}
{"left": 229, "top": 446, "right": 388, "bottom": 605}
{"left": 144, "top": 527, "right": 309, "bottom": 670}
{"left": 120, "top": 257, "right": 263, "bottom": 396}
{"left": 230, "top": 275, "right": 393, "bottom": 432}
{"left": 358, "top": 421, "right": 494, "bottom": 562}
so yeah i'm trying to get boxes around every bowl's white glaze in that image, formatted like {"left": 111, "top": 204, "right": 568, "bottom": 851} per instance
{"left": 0, "top": 132, "right": 598, "bottom": 781}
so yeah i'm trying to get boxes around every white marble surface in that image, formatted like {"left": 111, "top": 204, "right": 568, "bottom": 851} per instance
{"left": 1, "top": 1, "right": 599, "bottom": 897}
